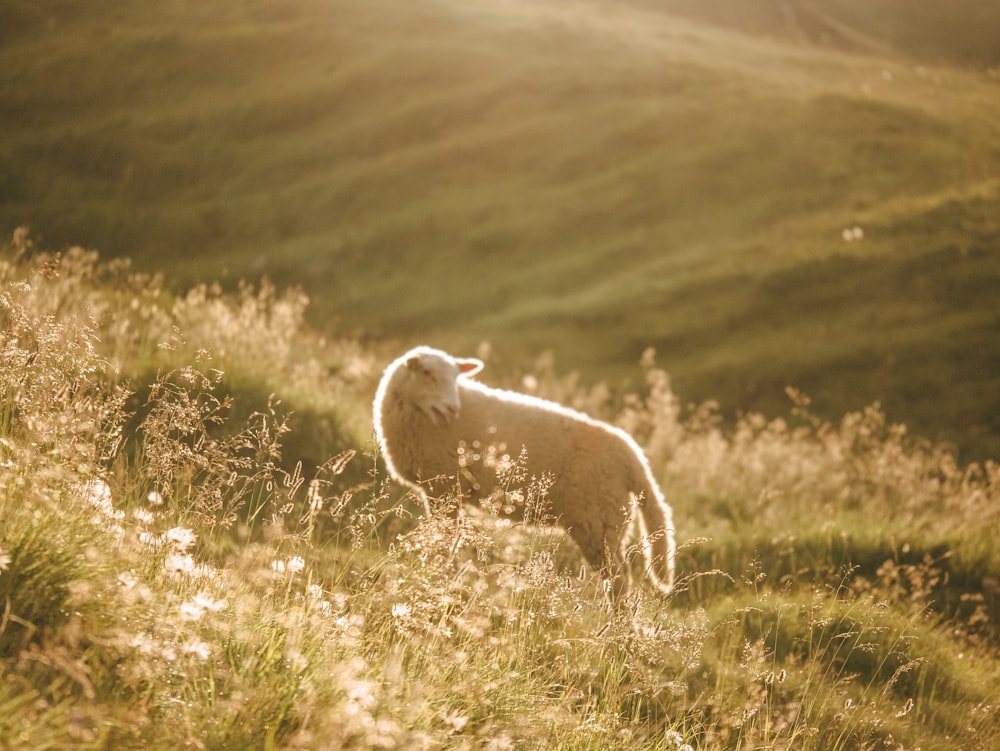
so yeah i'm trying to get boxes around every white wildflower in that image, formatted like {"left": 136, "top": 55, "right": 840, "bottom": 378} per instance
{"left": 85, "top": 479, "right": 113, "bottom": 508}
{"left": 164, "top": 553, "right": 196, "bottom": 576}
{"left": 129, "top": 633, "right": 157, "bottom": 655}
{"left": 484, "top": 735, "right": 515, "bottom": 751}
{"left": 193, "top": 591, "right": 225, "bottom": 612}
{"left": 343, "top": 665, "right": 377, "bottom": 711}
{"left": 335, "top": 614, "right": 365, "bottom": 645}
{"left": 179, "top": 601, "right": 206, "bottom": 621}
{"left": 118, "top": 572, "right": 152, "bottom": 602}
{"left": 166, "top": 527, "right": 197, "bottom": 551}
{"left": 442, "top": 710, "right": 468, "bottom": 734}
{"left": 84, "top": 479, "right": 124, "bottom": 521}
{"left": 118, "top": 572, "right": 138, "bottom": 589}
{"left": 272, "top": 556, "right": 305, "bottom": 575}
{"left": 665, "top": 729, "right": 694, "bottom": 751}
{"left": 181, "top": 638, "right": 212, "bottom": 660}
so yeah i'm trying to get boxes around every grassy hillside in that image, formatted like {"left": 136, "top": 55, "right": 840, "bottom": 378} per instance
{"left": 645, "top": 0, "right": 1000, "bottom": 65}
{"left": 2, "top": 242, "right": 1000, "bottom": 750}
{"left": 2, "top": 0, "right": 999, "bottom": 458}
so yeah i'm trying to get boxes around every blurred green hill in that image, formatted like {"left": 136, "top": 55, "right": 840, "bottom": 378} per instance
{"left": 1, "top": 0, "right": 999, "bottom": 458}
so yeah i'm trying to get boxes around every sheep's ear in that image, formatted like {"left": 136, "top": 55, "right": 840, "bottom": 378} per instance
{"left": 457, "top": 358, "right": 484, "bottom": 377}
{"left": 405, "top": 356, "right": 423, "bottom": 371}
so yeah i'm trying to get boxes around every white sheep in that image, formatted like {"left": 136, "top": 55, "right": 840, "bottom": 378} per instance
{"left": 373, "top": 346, "right": 675, "bottom": 599}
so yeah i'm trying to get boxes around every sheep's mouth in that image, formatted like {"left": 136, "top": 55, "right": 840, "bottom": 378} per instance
{"left": 430, "top": 406, "right": 454, "bottom": 428}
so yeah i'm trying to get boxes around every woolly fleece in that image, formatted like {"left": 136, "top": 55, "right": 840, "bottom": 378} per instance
{"left": 373, "top": 346, "right": 676, "bottom": 599}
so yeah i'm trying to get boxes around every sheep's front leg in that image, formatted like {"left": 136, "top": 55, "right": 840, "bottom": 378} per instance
{"left": 420, "top": 473, "right": 464, "bottom": 517}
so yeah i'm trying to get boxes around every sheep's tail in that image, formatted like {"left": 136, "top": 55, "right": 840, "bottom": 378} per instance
{"left": 633, "top": 460, "right": 676, "bottom": 595}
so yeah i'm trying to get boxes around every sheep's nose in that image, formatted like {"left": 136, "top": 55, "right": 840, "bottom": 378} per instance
{"left": 431, "top": 403, "right": 460, "bottom": 428}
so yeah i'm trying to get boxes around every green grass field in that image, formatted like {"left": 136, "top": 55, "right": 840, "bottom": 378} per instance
{"left": 1, "top": 240, "right": 999, "bottom": 750}
{"left": 3, "top": 0, "right": 1000, "bottom": 458}
{"left": 2, "top": 7, "right": 1000, "bottom": 744}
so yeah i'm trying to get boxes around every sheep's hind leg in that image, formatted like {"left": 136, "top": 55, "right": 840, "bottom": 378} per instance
{"left": 570, "top": 526, "right": 632, "bottom": 603}
{"left": 602, "top": 546, "right": 632, "bottom": 603}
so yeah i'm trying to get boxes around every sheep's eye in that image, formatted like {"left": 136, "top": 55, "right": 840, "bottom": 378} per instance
{"left": 422, "top": 368, "right": 436, "bottom": 381}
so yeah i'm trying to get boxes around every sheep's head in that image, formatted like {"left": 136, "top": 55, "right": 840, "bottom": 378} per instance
{"left": 402, "top": 348, "right": 483, "bottom": 428}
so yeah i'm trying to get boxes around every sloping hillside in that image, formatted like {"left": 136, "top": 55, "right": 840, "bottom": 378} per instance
{"left": 641, "top": 0, "right": 1000, "bottom": 65}
{"left": 1, "top": 0, "right": 999, "bottom": 457}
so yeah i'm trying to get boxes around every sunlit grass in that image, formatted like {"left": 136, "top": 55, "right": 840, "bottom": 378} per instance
{"left": 1, "top": 238, "right": 998, "bottom": 748}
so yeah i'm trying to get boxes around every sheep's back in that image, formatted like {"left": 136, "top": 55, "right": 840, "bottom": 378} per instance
{"left": 455, "top": 383, "right": 628, "bottom": 478}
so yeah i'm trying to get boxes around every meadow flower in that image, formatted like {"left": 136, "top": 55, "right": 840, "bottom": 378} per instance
{"left": 193, "top": 591, "right": 225, "bottom": 612}
{"left": 181, "top": 638, "right": 212, "bottom": 660}
{"left": 305, "top": 584, "right": 333, "bottom": 616}
{"left": 180, "top": 600, "right": 206, "bottom": 621}
{"left": 84, "top": 479, "right": 113, "bottom": 508}
{"left": 84, "top": 478, "right": 124, "bottom": 522}
{"left": 335, "top": 614, "right": 365, "bottom": 646}
{"left": 164, "top": 553, "right": 196, "bottom": 576}
{"left": 484, "top": 736, "right": 515, "bottom": 751}
{"left": 166, "top": 526, "right": 197, "bottom": 551}
{"left": 664, "top": 730, "right": 694, "bottom": 751}
{"left": 117, "top": 572, "right": 152, "bottom": 602}
{"left": 194, "top": 592, "right": 226, "bottom": 613}
{"left": 330, "top": 590, "right": 349, "bottom": 612}
{"left": 441, "top": 710, "right": 468, "bottom": 733}
{"left": 129, "top": 633, "right": 157, "bottom": 655}
{"left": 272, "top": 556, "right": 305, "bottom": 576}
